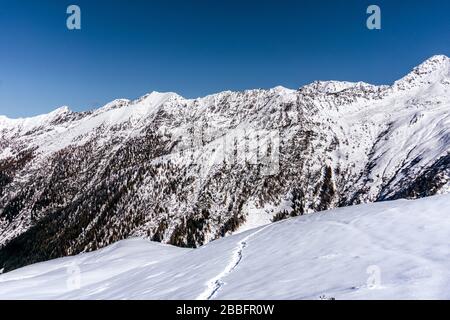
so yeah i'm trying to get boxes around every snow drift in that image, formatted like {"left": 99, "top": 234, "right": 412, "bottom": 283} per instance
{"left": 1, "top": 194, "right": 450, "bottom": 300}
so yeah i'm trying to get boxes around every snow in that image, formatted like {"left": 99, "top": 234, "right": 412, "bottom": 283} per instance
{"left": 1, "top": 194, "right": 450, "bottom": 300}
{"left": 0, "top": 147, "right": 13, "bottom": 160}
{"left": 300, "top": 80, "right": 376, "bottom": 94}
{"left": 0, "top": 55, "right": 449, "bottom": 287}
{"left": 236, "top": 198, "right": 292, "bottom": 234}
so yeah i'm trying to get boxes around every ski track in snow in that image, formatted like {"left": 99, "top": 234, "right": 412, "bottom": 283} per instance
{"left": 197, "top": 224, "right": 274, "bottom": 300}
{"left": 2, "top": 194, "right": 450, "bottom": 299}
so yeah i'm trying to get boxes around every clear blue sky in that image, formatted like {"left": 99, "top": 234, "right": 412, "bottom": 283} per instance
{"left": 0, "top": 0, "right": 449, "bottom": 118}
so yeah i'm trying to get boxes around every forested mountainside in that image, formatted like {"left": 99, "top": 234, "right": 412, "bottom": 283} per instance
{"left": 0, "top": 55, "right": 449, "bottom": 272}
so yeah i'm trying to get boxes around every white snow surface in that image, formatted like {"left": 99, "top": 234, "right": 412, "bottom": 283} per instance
{"left": 1, "top": 194, "right": 450, "bottom": 300}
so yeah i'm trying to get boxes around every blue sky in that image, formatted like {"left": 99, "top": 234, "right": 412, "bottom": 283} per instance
{"left": 0, "top": 0, "right": 449, "bottom": 118}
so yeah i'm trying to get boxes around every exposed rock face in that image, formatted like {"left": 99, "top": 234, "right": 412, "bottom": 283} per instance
{"left": 0, "top": 55, "right": 449, "bottom": 271}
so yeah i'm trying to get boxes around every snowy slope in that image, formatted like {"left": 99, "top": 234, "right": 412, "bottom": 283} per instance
{"left": 0, "top": 55, "right": 449, "bottom": 272}
{"left": 1, "top": 194, "right": 450, "bottom": 300}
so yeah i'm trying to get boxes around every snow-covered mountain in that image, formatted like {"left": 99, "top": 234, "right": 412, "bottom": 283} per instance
{"left": 1, "top": 194, "right": 450, "bottom": 300}
{"left": 0, "top": 55, "right": 449, "bottom": 272}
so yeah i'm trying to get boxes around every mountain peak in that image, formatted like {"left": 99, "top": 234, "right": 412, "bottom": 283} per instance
{"left": 409, "top": 55, "right": 449, "bottom": 78}
{"left": 418, "top": 54, "right": 448, "bottom": 68}
{"left": 50, "top": 105, "right": 71, "bottom": 115}
{"left": 135, "top": 91, "right": 183, "bottom": 104}
{"left": 393, "top": 55, "right": 449, "bottom": 90}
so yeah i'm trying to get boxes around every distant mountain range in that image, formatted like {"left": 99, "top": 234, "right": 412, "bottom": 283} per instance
{"left": 0, "top": 55, "right": 449, "bottom": 272}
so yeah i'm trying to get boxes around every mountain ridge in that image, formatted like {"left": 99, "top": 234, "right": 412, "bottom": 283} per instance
{"left": 0, "top": 55, "right": 449, "bottom": 272}
{"left": 1, "top": 55, "right": 447, "bottom": 122}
